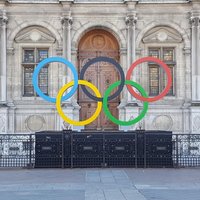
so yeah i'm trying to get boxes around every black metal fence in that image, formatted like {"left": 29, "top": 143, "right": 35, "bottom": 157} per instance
{"left": 173, "top": 134, "right": 200, "bottom": 167}
{"left": 0, "top": 133, "right": 200, "bottom": 168}
{"left": 0, "top": 134, "right": 35, "bottom": 168}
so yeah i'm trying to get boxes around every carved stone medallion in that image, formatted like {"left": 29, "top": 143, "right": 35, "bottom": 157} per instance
{"left": 26, "top": 115, "right": 45, "bottom": 132}
{"left": 157, "top": 31, "right": 168, "bottom": 42}
{"left": 30, "top": 31, "right": 41, "bottom": 42}
{"left": 153, "top": 115, "right": 173, "bottom": 131}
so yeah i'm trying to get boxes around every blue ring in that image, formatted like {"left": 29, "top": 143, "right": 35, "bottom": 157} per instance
{"left": 32, "top": 57, "right": 78, "bottom": 103}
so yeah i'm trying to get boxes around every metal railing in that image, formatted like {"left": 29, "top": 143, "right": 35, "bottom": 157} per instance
{"left": 0, "top": 134, "right": 35, "bottom": 168}
{"left": 172, "top": 134, "right": 200, "bottom": 167}
{"left": 0, "top": 133, "right": 200, "bottom": 168}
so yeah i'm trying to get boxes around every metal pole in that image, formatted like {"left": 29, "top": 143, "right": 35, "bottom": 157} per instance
{"left": 29, "top": 134, "right": 32, "bottom": 168}
{"left": 144, "top": 133, "right": 146, "bottom": 168}
{"left": 62, "top": 132, "right": 64, "bottom": 169}
{"left": 176, "top": 134, "right": 179, "bottom": 168}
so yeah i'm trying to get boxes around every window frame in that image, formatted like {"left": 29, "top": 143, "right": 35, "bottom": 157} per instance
{"left": 22, "top": 47, "right": 49, "bottom": 97}
{"left": 148, "top": 46, "right": 176, "bottom": 97}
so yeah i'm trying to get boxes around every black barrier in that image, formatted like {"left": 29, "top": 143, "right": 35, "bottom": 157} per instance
{"left": 35, "top": 131, "right": 72, "bottom": 168}
{"left": 2, "top": 132, "right": 200, "bottom": 169}
{"left": 145, "top": 131, "right": 173, "bottom": 168}
{"left": 136, "top": 130, "right": 145, "bottom": 167}
{"left": 104, "top": 132, "right": 136, "bottom": 167}
{"left": 34, "top": 130, "right": 173, "bottom": 168}
{"left": 72, "top": 132, "right": 104, "bottom": 168}
{"left": 35, "top": 131, "right": 63, "bottom": 168}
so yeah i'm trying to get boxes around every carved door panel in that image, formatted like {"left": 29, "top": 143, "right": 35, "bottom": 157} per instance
{"left": 78, "top": 30, "right": 120, "bottom": 130}
{"left": 98, "top": 61, "right": 119, "bottom": 130}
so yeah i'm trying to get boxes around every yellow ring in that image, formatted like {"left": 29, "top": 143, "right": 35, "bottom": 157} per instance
{"left": 56, "top": 80, "right": 102, "bottom": 126}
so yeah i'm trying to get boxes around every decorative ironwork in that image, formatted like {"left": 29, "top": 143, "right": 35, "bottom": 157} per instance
{"left": 0, "top": 133, "right": 200, "bottom": 168}
{"left": 0, "top": 134, "right": 35, "bottom": 168}
{"left": 173, "top": 134, "right": 200, "bottom": 167}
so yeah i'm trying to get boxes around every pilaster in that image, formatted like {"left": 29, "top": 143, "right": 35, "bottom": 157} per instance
{"left": 125, "top": 11, "right": 137, "bottom": 103}
{"left": 0, "top": 10, "right": 8, "bottom": 104}
{"left": 60, "top": 13, "right": 73, "bottom": 103}
{"left": 190, "top": 13, "right": 200, "bottom": 102}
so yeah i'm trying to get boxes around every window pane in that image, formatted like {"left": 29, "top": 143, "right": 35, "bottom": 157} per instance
{"left": 149, "top": 66, "right": 159, "bottom": 96}
{"left": 24, "top": 66, "right": 34, "bottom": 96}
{"left": 163, "top": 49, "right": 174, "bottom": 61}
{"left": 163, "top": 65, "right": 174, "bottom": 96}
{"left": 38, "top": 49, "right": 48, "bottom": 62}
{"left": 39, "top": 65, "right": 48, "bottom": 95}
{"left": 149, "top": 49, "right": 160, "bottom": 58}
{"left": 24, "top": 50, "right": 34, "bottom": 63}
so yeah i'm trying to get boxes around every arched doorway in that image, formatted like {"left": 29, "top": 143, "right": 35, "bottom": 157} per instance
{"left": 78, "top": 29, "right": 120, "bottom": 130}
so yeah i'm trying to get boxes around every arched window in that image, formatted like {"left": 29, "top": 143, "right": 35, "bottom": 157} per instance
{"left": 142, "top": 26, "right": 183, "bottom": 96}
{"left": 15, "top": 26, "right": 56, "bottom": 97}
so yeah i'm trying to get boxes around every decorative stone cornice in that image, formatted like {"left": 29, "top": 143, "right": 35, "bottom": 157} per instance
{"left": 125, "top": 12, "right": 137, "bottom": 27}
{"left": 0, "top": 10, "right": 8, "bottom": 26}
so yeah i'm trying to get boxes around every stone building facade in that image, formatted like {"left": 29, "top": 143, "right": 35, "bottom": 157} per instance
{"left": 0, "top": 0, "right": 199, "bottom": 134}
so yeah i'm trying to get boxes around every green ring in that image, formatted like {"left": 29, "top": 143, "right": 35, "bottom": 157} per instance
{"left": 103, "top": 80, "right": 149, "bottom": 126}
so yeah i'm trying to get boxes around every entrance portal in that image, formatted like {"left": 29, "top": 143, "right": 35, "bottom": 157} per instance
{"left": 78, "top": 29, "right": 120, "bottom": 130}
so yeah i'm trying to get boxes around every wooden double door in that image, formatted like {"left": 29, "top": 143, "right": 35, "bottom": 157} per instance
{"left": 78, "top": 30, "right": 120, "bottom": 130}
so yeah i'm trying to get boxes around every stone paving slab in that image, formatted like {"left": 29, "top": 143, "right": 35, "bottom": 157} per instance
{"left": 0, "top": 169, "right": 200, "bottom": 200}
{"left": 0, "top": 190, "right": 85, "bottom": 200}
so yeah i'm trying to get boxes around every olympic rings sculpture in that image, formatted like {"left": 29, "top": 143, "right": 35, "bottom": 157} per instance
{"left": 32, "top": 56, "right": 172, "bottom": 126}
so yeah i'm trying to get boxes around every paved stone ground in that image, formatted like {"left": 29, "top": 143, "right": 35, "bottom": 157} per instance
{"left": 0, "top": 168, "right": 200, "bottom": 200}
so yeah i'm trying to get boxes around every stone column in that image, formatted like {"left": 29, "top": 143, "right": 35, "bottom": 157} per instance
{"left": 183, "top": 47, "right": 192, "bottom": 103}
{"left": 61, "top": 14, "right": 73, "bottom": 87}
{"left": 0, "top": 10, "right": 8, "bottom": 103}
{"left": 125, "top": 12, "right": 137, "bottom": 102}
{"left": 191, "top": 15, "right": 200, "bottom": 101}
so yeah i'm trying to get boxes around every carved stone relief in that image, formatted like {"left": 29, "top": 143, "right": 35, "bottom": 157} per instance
{"left": 153, "top": 115, "right": 173, "bottom": 131}
{"left": 143, "top": 27, "right": 182, "bottom": 43}
{"left": 193, "top": 116, "right": 200, "bottom": 131}
{"left": 0, "top": 116, "right": 6, "bottom": 133}
{"left": 25, "top": 115, "right": 45, "bottom": 132}
{"left": 15, "top": 27, "right": 55, "bottom": 43}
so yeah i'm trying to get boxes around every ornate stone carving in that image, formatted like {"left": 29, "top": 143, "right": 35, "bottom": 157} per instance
{"left": 190, "top": 17, "right": 200, "bottom": 27}
{"left": 15, "top": 28, "right": 55, "bottom": 43}
{"left": 92, "top": 35, "right": 106, "bottom": 49}
{"left": 125, "top": 13, "right": 137, "bottom": 27}
{"left": 0, "top": 10, "right": 8, "bottom": 26}
{"left": 62, "top": 121, "right": 72, "bottom": 130}
{"left": 30, "top": 31, "right": 41, "bottom": 41}
{"left": 183, "top": 47, "right": 191, "bottom": 55}
{"left": 61, "top": 16, "right": 73, "bottom": 28}
{"left": 25, "top": 115, "right": 45, "bottom": 132}
{"left": 0, "top": 116, "right": 6, "bottom": 133}
{"left": 143, "top": 27, "right": 182, "bottom": 43}
{"left": 7, "top": 48, "right": 15, "bottom": 55}
{"left": 157, "top": 31, "right": 168, "bottom": 42}
{"left": 153, "top": 115, "right": 173, "bottom": 131}
{"left": 193, "top": 116, "right": 200, "bottom": 131}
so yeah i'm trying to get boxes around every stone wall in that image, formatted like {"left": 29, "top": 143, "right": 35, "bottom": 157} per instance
{"left": 0, "top": 0, "right": 199, "bottom": 133}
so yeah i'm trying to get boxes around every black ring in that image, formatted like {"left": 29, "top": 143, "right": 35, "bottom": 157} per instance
{"left": 80, "top": 57, "right": 125, "bottom": 102}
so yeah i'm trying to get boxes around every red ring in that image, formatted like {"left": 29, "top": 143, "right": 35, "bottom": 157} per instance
{"left": 126, "top": 57, "right": 172, "bottom": 102}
